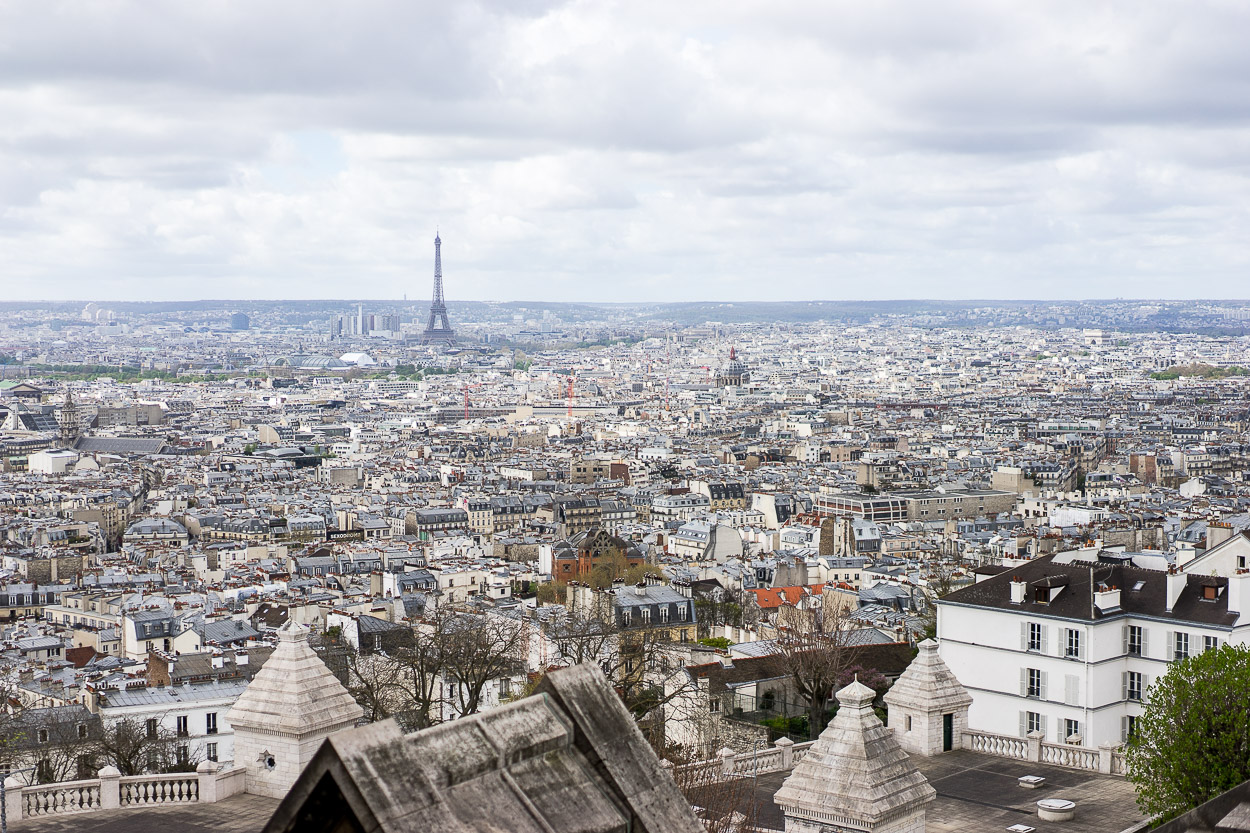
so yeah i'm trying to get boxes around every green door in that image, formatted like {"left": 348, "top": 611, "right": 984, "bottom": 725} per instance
{"left": 943, "top": 713, "right": 954, "bottom": 751}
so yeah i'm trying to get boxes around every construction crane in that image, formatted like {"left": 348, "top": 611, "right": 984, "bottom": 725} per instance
{"left": 461, "top": 383, "right": 482, "bottom": 420}
{"left": 566, "top": 374, "right": 574, "bottom": 417}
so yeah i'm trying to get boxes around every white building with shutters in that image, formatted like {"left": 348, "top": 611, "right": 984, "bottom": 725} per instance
{"left": 936, "top": 531, "right": 1250, "bottom": 748}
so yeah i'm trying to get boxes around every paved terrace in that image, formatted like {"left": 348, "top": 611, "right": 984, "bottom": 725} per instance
{"left": 8, "top": 793, "right": 279, "bottom": 833}
{"left": 744, "top": 749, "right": 1145, "bottom": 833}
{"left": 9, "top": 750, "right": 1144, "bottom": 833}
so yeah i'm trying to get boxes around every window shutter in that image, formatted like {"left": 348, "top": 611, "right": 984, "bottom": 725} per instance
{"left": 1039, "top": 671, "right": 1048, "bottom": 701}
{"left": 1121, "top": 672, "right": 1128, "bottom": 700}
{"left": 1121, "top": 716, "right": 1128, "bottom": 742}
{"left": 1020, "top": 668, "right": 1029, "bottom": 696}
{"left": 1166, "top": 631, "right": 1174, "bottom": 659}
{"left": 1141, "top": 629, "right": 1149, "bottom": 656}
{"left": 1065, "top": 675, "right": 1078, "bottom": 706}
{"left": 1122, "top": 625, "right": 1129, "bottom": 654}
{"left": 1019, "top": 711, "right": 1028, "bottom": 737}
{"left": 1039, "top": 626, "right": 1048, "bottom": 655}
{"left": 1078, "top": 631, "right": 1085, "bottom": 660}
{"left": 1039, "top": 715, "right": 1048, "bottom": 738}
{"left": 1073, "top": 721, "right": 1082, "bottom": 741}
{"left": 1021, "top": 622, "right": 1029, "bottom": 651}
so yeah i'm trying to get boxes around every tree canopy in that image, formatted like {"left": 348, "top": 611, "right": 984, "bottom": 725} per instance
{"left": 1126, "top": 643, "right": 1250, "bottom": 822}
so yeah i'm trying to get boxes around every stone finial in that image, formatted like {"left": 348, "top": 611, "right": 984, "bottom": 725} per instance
{"left": 277, "top": 617, "right": 307, "bottom": 641}
{"left": 836, "top": 678, "right": 877, "bottom": 709}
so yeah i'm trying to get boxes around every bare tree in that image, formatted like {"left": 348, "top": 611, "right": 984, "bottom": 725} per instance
{"left": 439, "top": 610, "right": 528, "bottom": 717}
{"left": 777, "top": 599, "right": 863, "bottom": 739}
{"left": 95, "top": 716, "right": 201, "bottom": 776}
{"left": 669, "top": 750, "right": 761, "bottom": 833}
{"left": 392, "top": 625, "right": 446, "bottom": 731}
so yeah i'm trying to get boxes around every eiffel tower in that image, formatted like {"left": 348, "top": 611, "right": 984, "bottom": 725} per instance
{"left": 420, "top": 232, "right": 456, "bottom": 345}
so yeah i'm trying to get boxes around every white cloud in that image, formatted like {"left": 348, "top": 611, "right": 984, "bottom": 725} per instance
{"left": 2, "top": 0, "right": 1250, "bottom": 300}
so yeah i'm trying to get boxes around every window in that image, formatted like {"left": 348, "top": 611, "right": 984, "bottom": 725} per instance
{"left": 176, "top": 715, "right": 188, "bottom": 737}
{"left": 641, "top": 608, "right": 652, "bottom": 625}
{"left": 1064, "top": 718, "right": 1081, "bottom": 743}
{"left": 1026, "top": 711, "right": 1042, "bottom": 734}
{"left": 1124, "top": 714, "right": 1139, "bottom": 741}
{"left": 1027, "top": 668, "right": 1044, "bottom": 699}
{"left": 622, "top": 610, "right": 632, "bottom": 627}
{"left": 146, "top": 718, "right": 158, "bottom": 739}
{"left": 1027, "top": 622, "right": 1043, "bottom": 652}
{"left": 679, "top": 605, "right": 688, "bottom": 622}
{"left": 660, "top": 606, "right": 671, "bottom": 623}
{"left": 37, "top": 728, "right": 48, "bottom": 744}
{"left": 206, "top": 743, "right": 218, "bottom": 762}
{"left": 1126, "top": 671, "right": 1144, "bottom": 701}
{"left": 206, "top": 713, "right": 218, "bottom": 735}
{"left": 1173, "top": 632, "right": 1189, "bottom": 660}
{"left": 1126, "top": 625, "right": 1144, "bottom": 656}
{"left": 176, "top": 744, "right": 189, "bottom": 765}
{"left": 1204, "top": 635, "right": 1220, "bottom": 652}
{"left": 905, "top": 715, "right": 913, "bottom": 731}
{"left": 1065, "top": 629, "right": 1081, "bottom": 659}
{"left": 78, "top": 723, "right": 88, "bottom": 739}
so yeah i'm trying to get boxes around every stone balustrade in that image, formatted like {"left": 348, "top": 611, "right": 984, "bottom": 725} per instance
{"left": 674, "top": 728, "right": 1124, "bottom": 783}
{"left": 4, "top": 761, "right": 248, "bottom": 822}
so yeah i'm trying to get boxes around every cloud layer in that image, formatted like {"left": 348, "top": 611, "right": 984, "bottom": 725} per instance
{"left": 3, "top": 0, "right": 1250, "bottom": 301}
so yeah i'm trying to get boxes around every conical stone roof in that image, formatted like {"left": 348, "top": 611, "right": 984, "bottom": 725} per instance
{"left": 226, "top": 619, "right": 363, "bottom": 737}
{"left": 883, "top": 639, "right": 973, "bottom": 714}
{"left": 774, "top": 679, "right": 935, "bottom": 828}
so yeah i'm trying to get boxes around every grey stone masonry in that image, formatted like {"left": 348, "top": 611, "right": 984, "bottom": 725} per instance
{"left": 775, "top": 679, "right": 936, "bottom": 833}
{"left": 225, "top": 619, "right": 363, "bottom": 799}
{"left": 883, "top": 639, "right": 973, "bottom": 757}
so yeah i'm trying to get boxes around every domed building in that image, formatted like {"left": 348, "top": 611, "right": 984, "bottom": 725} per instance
{"left": 715, "top": 346, "right": 749, "bottom": 388}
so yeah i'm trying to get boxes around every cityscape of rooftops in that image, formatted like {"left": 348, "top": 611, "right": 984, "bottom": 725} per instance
{"left": 4, "top": 2, "right": 1250, "bottom": 832}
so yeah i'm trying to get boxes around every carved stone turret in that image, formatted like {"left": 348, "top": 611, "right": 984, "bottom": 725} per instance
{"left": 775, "top": 679, "right": 935, "bottom": 833}
{"left": 883, "top": 639, "right": 973, "bottom": 757}
{"left": 226, "top": 619, "right": 362, "bottom": 798}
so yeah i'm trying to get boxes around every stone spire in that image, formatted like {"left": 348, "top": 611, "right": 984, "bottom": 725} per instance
{"left": 226, "top": 619, "right": 363, "bottom": 798}
{"left": 774, "top": 679, "right": 935, "bottom": 833}
{"left": 884, "top": 638, "right": 973, "bottom": 757}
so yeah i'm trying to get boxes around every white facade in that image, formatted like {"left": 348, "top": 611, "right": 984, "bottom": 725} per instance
{"left": 98, "top": 681, "right": 245, "bottom": 767}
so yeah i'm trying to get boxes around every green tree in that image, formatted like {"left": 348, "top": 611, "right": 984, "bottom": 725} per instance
{"left": 1126, "top": 644, "right": 1250, "bottom": 822}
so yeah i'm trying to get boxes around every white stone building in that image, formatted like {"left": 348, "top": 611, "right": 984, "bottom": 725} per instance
{"left": 937, "top": 532, "right": 1250, "bottom": 748}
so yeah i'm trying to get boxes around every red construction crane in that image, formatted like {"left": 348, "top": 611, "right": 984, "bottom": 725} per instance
{"left": 461, "top": 383, "right": 482, "bottom": 420}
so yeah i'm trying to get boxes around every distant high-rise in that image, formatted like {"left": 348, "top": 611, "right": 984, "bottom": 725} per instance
{"left": 230, "top": 312, "right": 250, "bottom": 331}
{"left": 420, "top": 233, "right": 456, "bottom": 345}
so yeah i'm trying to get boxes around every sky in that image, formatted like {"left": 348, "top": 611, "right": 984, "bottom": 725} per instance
{"left": 3, "top": 0, "right": 1250, "bottom": 302}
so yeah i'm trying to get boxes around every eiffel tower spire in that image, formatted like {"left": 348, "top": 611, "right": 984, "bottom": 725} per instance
{"left": 420, "top": 231, "right": 456, "bottom": 345}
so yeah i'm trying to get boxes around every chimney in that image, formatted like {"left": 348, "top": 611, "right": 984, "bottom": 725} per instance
{"left": 1165, "top": 566, "right": 1186, "bottom": 613}
{"left": 236, "top": 651, "right": 249, "bottom": 666}
{"left": 634, "top": 583, "right": 646, "bottom": 597}
{"left": 1093, "top": 584, "right": 1120, "bottom": 612}
{"left": 1207, "top": 523, "right": 1234, "bottom": 549}
{"left": 1009, "top": 576, "right": 1026, "bottom": 604}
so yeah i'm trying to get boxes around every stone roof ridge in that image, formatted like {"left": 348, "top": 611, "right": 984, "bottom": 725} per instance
{"left": 883, "top": 639, "right": 973, "bottom": 713}
{"left": 775, "top": 679, "right": 935, "bottom": 826}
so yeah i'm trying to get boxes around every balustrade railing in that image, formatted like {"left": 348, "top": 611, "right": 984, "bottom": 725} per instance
{"left": 4, "top": 762, "right": 244, "bottom": 822}
{"left": 21, "top": 778, "right": 103, "bottom": 817}
{"left": 963, "top": 729, "right": 1029, "bottom": 760}
{"left": 120, "top": 772, "right": 200, "bottom": 806}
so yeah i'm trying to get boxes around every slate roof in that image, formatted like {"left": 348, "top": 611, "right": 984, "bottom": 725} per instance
{"left": 940, "top": 553, "right": 1238, "bottom": 626}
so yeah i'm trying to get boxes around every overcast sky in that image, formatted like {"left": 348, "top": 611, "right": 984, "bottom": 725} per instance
{"left": 3, "top": 1, "right": 1250, "bottom": 302}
